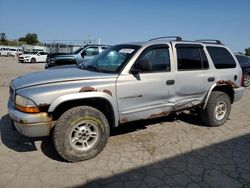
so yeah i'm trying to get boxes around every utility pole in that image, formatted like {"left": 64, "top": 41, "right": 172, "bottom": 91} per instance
{"left": 98, "top": 37, "right": 101, "bottom": 45}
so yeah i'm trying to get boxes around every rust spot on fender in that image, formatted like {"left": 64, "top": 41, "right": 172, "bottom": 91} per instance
{"left": 38, "top": 103, "right": 49, "bottom": 107}
{"left": 119, "top": 117, "right": 128, "bottom": 124}
{"left": 216, "top": 80, "right": 240, "bottom": 89}
{"left": 148, "top": 112, "right": 170, "bottom": 119}
{"left": 38, "top": 103, "right": 50, "bottom": 112}
{"left": 79, "top": 86, "right": 97, "bottom": 93}
{"left": 103, "top": 89, "right": 112, "bottom": 96}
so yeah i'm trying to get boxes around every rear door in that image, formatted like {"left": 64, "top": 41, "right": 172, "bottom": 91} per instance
{"left": 116, "top": 44, "right": 176, "bottom": 122}
{"left": 174, "top": 43, "right": 213, "bottom": 109}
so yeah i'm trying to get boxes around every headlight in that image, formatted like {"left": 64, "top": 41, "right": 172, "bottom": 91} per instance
{"left": 15, "top": 95, "right": 40, "bottom": 113}
{"left": 50, "top": 58, "right": 55, "bottom": 63}
{"left": 24, "top": 56, "right": 31, "bottom": 58}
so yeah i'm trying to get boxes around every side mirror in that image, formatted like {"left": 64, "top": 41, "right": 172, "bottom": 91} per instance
{"left": 81, "top": 50, "right": 87, "bottom": 58}
{"left": 131, "top": 59, "right": 149, "bottom": 74}
{"left": 130, "top": 68, "right": 140, "bottom": 75}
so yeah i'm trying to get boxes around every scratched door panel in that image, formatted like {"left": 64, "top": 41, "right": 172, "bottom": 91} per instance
{"left": 174, "top": 45, "right": 214, "bottom": 109}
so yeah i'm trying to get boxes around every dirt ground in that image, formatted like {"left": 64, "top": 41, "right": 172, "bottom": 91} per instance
{"left": 0, "top": 56, "right": 250, "bottom": 187}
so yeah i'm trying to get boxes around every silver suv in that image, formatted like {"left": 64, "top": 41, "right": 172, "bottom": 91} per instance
{"left": 8, "top": 36, "right": 244, "bottom": 162}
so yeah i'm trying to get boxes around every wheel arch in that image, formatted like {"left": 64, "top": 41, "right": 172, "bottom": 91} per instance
{"left": 49, "top": 92, "right": 118, "bottom": 127}
{"left": 203, "top": 82, "right": 236, "bottom": 109}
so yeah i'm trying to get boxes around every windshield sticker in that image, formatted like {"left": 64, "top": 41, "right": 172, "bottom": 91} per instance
{"left": 119, "top": 49, "right": 135, "bottom": 54}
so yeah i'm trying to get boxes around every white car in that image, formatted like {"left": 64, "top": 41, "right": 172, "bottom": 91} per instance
{"left": 18, "top": 51, "right": 48, "bottom": 63}
{"left": 0, "top": 48, "right": 10, "bottom": 56}
{"left": 8, "top": 49, "right": 22, "bottom": 57}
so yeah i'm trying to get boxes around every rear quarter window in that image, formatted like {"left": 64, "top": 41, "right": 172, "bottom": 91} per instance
{"left": 207, "top": 46, "right": 236, "bottom": 69}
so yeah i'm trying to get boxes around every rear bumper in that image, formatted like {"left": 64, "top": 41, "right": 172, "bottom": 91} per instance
{"left": 234, "top": 86, "right": 244, "bottom": 103}
{"left": 8, "top": 99, "right": 52, "bottom": 137}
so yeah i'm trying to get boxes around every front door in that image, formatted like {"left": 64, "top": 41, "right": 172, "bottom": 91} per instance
{"left": 116, "top": 44, "right": 175, "bottom": 122}
{"left": 36, "top": 52, "right": 47, "bottom": 62}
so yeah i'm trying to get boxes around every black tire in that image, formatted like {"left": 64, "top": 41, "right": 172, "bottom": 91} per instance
{"left": 53, "top": 106, "right": 110, "bottom": 162}
{"left": 243, "top": 73, "right": 250, "bottom": 87}
{"left": 31, "top": 58, "right": 36, "bottom": 63}
{"left": 200, "top": 91, "right": 231, "bottom": 127}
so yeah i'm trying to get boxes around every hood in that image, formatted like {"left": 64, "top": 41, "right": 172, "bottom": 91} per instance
{"left": 12, "top": 68, "right": 118, "bottom": 89}
{"left": 19, "top": 54, "right": 34, "bottom": 57}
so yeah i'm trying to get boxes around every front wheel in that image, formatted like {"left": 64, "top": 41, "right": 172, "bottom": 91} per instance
{"left": 53, "top": 106, "right": 110, "bottom": 162}
{"left": 31, "top": 58, "right": 36, "bottom": 63}
{"left": 200, "top": 91, "right": 231, "bottom": 127}
{"left": 243, "top": 73, "right": 250, "bottom": 87}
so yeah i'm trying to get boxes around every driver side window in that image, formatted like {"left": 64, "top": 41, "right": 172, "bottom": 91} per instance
{"left": 132, "top": 46, "right": 170, "bottom": 73}
{"left": 82, "top": 47, "right": 99, "bottom": 57}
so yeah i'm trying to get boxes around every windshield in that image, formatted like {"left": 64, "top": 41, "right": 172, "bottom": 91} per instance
{"left": 236, "top": 55, "right": 250, "bottom": 65}
{"left": 24, "top": 52, "right": 37, "bottom": 55}
{"left": 80, "top": 45, "right": 140, "bottom": 73}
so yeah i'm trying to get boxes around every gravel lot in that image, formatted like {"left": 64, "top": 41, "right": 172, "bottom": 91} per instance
{"left": 0, "top": 56, "right": 250, "bottom": 188}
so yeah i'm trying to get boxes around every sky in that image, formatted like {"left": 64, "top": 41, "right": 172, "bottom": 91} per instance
{"left": 0, "top": 0, "right": 250, "bottom": 52}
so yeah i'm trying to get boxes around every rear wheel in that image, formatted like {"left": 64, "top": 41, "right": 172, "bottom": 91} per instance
{"left": 53, "top": 106, "right": 110, "bottom": 162}
{"left": 31, "top": 58, "right": 36, "bottom": 63}
{"left": 200, "top": 91, "right": 231, "bottom": 127}
{"left": 243, "top": 73, "right": 250, "bottom": 87}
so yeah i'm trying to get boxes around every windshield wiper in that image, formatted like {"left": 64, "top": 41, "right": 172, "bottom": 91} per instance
{"left": 86, "top": 65, "right": 100, "bottom": 72}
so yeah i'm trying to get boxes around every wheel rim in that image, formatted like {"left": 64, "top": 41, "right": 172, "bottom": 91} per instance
{"left": 214, "top": 101, "right": 227, "bottom": 121}
{"left": 69, "top": 120, "right": 100, "bottom": 151}
{"left": 243, "top": 74, "right": 250, "bottom": 86}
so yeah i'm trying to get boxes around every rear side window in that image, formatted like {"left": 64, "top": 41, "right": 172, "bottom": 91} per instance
{"left": 177, "top": 47, "right": 208, "bottom": 71}
{"left": 207, "top": 47, "right": 236, "bottom": 69}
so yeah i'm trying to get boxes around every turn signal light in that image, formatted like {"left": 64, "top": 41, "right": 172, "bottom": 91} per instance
{"left": 16, "top": 105, "right": 40, "bottom": 113}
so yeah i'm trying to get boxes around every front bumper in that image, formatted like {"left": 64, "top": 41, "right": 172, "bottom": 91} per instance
{"left": 18, "top": 58, "right": 31, "bottom": 62}
{"left": 234, "top": 86, "right": 244, "bottom": 102}
{"left": 8, "top": 99, "right": 52, "bottom": 137}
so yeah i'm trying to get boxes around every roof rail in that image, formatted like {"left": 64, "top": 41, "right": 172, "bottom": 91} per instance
{"left": 195, "top": 39, "right": 223, "bottom": 44}
{"left": 149, "top": 36, "right": 182, "bottom": 41}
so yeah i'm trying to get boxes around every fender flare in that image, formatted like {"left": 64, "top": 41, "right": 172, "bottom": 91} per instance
{"left": 202, "top": 83, "right": 217, "bottom": 110}
{"left": 203, "top": 81, "right": 238, "bottom": 109}
{"left": 48, "top": 91, "right": 119, "bottom": 127}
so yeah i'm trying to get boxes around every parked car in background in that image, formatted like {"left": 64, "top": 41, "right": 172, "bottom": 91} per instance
{"left": 18, "top": 51, "right": 48, "bottom": 63}
{"left": 0, "top": 48, "right": 22, "bottom": 56}
{"left": 0, "top": 48, "right": 10, "bottom": 56}
{"left": 45, "top": 44, "right": 110, "bottom": 69}
{"left": 8, "top": 37, "right": 244, "bottom": 162}
{"left": 8, "top": 49, "right": 23, "bottom": 57}
{"left": 235, "top": 54, "right": 250, "bottom": 87}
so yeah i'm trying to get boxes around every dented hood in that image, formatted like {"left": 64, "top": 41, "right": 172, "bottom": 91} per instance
{"left": 12, "top": 68, "right": 118, "bottom": 89}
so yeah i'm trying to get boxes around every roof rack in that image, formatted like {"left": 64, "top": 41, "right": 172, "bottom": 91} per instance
{"left": 149, "top": 36, "right": 182, "bottom": 41}
{"left": 195, "top": 39, "right": 223, "bottom": 45}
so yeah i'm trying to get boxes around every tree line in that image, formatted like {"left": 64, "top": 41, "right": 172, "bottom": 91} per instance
{"left": 0, "top": 32, "right": 40, "bottom": 45}
{"left": 1, "top": 32, "right": 250, "bottom": 55}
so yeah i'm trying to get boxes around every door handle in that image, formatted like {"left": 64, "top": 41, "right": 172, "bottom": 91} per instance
{"left": 166, "top": 80, "right": 175, "bottom": 86}
{"left": 208, "top": 77, "right": 215, "bottom": 82}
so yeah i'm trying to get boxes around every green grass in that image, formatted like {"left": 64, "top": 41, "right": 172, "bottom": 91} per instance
{"left": 0, "top": 40, "right": 27, "bottom": 46}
